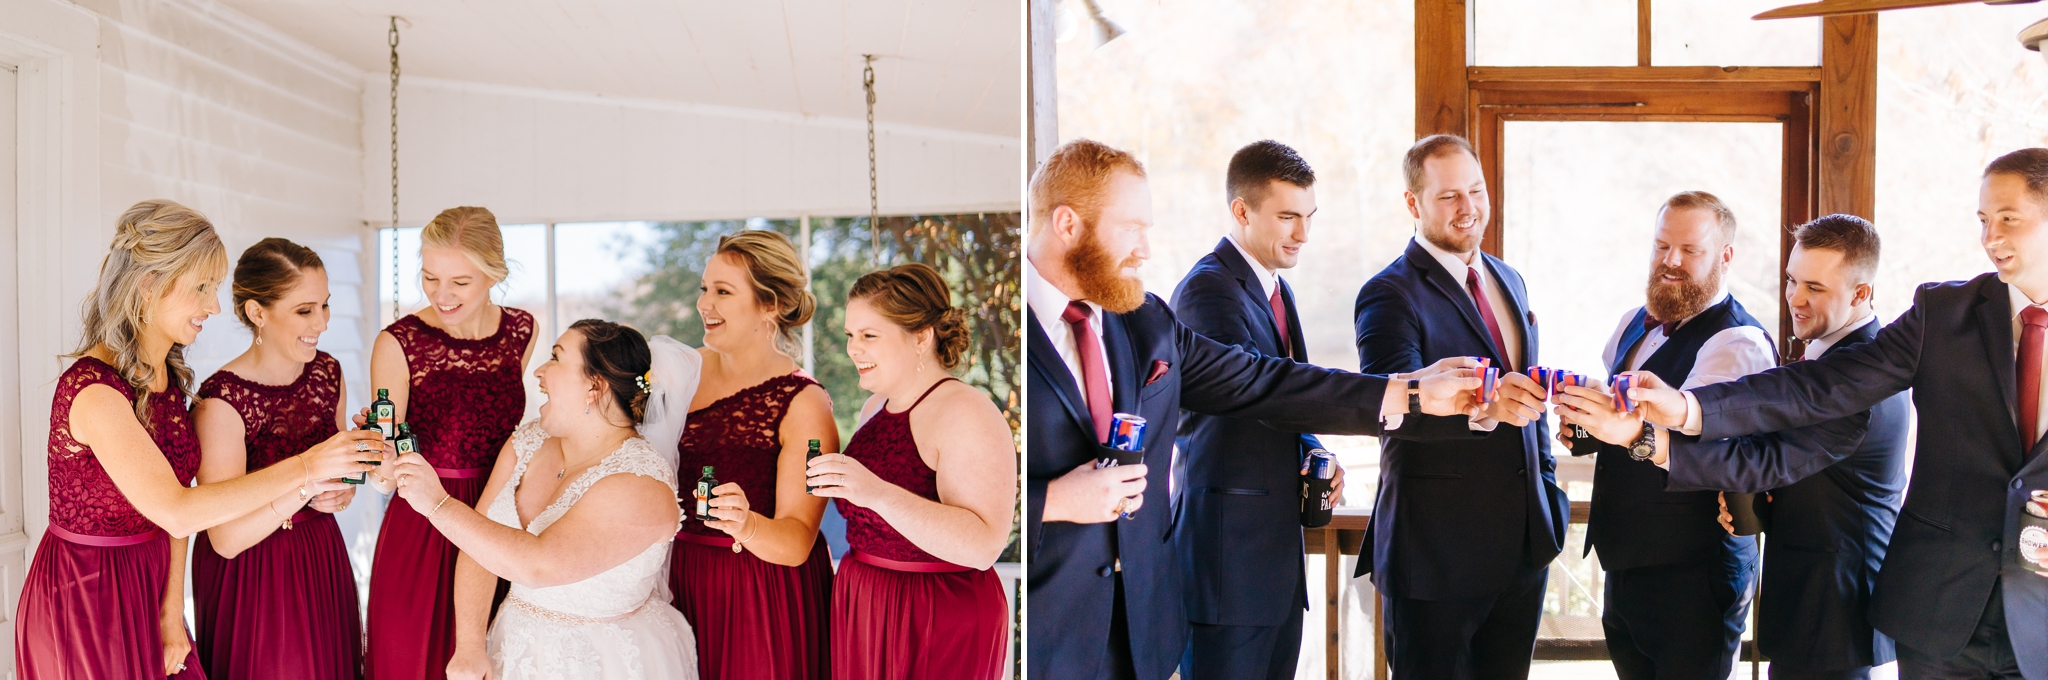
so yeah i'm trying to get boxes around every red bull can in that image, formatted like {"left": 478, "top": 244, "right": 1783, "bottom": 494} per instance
{"left": 1613, "top": 374, "right": 1637, "bottom": 413}
{"left": 1301, "top": 449, "right": 1338, "bottom": 528}
{"left": 2021, "top": 490, "right": 2048, "bottom": 577}
{"left": 1097, "top": 413, "right": 1148, "bottom": 469}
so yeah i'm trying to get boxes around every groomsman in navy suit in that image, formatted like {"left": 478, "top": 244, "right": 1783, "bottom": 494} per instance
{"left": 1567, "top": 215, "right": 1910, "bottom": 679}
{"left": 1553, "top": 191, "right": 1774, "bottom": 680}
{"left": 1622, "top": 150, "right": 2048, "bottom": 677}
{"left": 1170, "top": 140, "right": 1343, "bottom": 679}
{"left": 1025, "top": 138, "right": 1485, "bottom": 680}
{"left": 1352, "top": 134, "right": 1567, "bottom": 680}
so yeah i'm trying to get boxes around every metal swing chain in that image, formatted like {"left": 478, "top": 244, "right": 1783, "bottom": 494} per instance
{"left": 864, "top": 54, "right": 879, "bottom": 265}
{"left": 390, "top": 17, "right": 402, "bottom": 323}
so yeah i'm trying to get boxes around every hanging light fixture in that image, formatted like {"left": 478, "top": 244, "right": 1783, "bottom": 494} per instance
{"left": 1080, "top": 0, "right": 1126, "bottom": 48}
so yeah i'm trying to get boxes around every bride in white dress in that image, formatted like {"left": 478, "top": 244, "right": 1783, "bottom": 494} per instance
{"left": 387, "top": 320, "right": 703, "bottom": 679}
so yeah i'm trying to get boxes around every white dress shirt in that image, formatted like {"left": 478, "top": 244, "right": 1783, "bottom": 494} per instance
{"left": 1026, "top": 257, "right": 1113, "bottom": 402}
{"left": 1602, "top": 291, "right": 1778, "bottom": 390}
{"left": 1803, "top": 312, "right": 1878, "bottom": 361}
{"left": 1225, "top": 234, "right": 1281, "bottom": 305}
{"left": 1416, "top": 237, "right": 1524, "bottom": 372}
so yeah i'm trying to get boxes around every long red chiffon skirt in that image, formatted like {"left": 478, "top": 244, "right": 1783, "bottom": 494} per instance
{"left": 15, "top": 527, "right": 207, "bottom": 679}
{"left": 364, "top": 473, "right": 487, "bottom": 680}
{"left": 831, "top": 552, "right": 1009, "bottom": 680}
{"left": 193, "top": 510, "right": 362, "bottom": 679}
{"left": 670, "top": 533, "right": 833, "bottom": 680}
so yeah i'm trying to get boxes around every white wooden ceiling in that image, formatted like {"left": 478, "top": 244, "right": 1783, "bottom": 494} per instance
{"left": 216, "top": 0, "right": 1020, "bottom": 137}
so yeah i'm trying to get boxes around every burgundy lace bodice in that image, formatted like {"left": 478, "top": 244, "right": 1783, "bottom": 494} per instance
{"left": 385, "top": 307, "right": 533, "bottom": 470}
{"left": 47, "top": 357, "right": 202, "bottom": 537}
{"left": 197, "top": 352, "right": 341, "bottom": 472}
{"left": 836, "top": 379, "right": 957, "bottom": 563}
{"left": 676, "top": 372, "right": 818, "bottom": 537}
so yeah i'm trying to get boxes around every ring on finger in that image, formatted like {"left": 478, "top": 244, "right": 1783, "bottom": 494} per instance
{"left": 355, "top": 441, "right": 371, "bottom": 452}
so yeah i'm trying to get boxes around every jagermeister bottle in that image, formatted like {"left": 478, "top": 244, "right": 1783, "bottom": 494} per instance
{"left": 805, "top": 439, "right": 823, "bottom": 495}
{"left": 695, "top": 466, "right": 716, "bottom": 521}
{"left": 391, "top": 423, "right": 417, "bottom": 462}
{"left": 370, "top": 389, "right": 396, "bottom": 439}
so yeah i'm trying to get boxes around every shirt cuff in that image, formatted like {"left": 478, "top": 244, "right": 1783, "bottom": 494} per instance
{"left": 1380, "top": 379, "right": 1408, "bottom": 431}
{"left": 1652, "top": 425, "right": 1672, "bottom": 470}
{"left": 1680, "top": 392, "right": 1704, "bottom": 437}
{"left": 1468, "top": 414, "right": 1500, "bottom": 432}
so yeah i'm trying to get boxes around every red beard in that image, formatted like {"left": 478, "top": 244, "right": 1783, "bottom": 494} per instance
{"left": 1645, "top": 261, "right": 1724, "bottom": 323}
{"left": 1064, "top": 221, "right": 1146, "bottom": 313}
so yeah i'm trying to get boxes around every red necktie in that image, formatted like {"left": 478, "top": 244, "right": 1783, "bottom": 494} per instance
{"left": 1062, "top": 301, "right": 1115, "bottom": 444}
{"left": 1269, "top": 285, "right": 1291, "bottom": 355}
{"left": 1466, "top": 267, "right": 1513, "bottom": 371}
{"left": 2019, "top": 306, "right": 2047, "bottom": 454}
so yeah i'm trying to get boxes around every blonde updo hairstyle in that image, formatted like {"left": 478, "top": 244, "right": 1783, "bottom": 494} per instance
{"left": 713, "top": 230, "right": 816, "bottom": 359}
{"left": 420, "top": 206, "right": 510, "bottom": 284}
{"left": 848, "top": 262, "right": 970, "bottom": 371}
{"left": 68, "top": 199, "right": 231, "bottom": 426}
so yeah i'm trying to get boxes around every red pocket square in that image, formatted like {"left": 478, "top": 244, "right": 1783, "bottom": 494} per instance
{"left": 1145, "top": 360, "right": 1171, "bottom": 386}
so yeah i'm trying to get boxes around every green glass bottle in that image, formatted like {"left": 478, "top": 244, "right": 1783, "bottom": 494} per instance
{"left": 695, "top": 466, "right": 716, "bottom": 521}
{"left": 370, "top": 388, "right": 396, "bottom": 439}
{"left": 805, "top": 439, "right": 823, "bottom": 495}
{"left": 391, "top": 423, "right": 416, "bottom": 461}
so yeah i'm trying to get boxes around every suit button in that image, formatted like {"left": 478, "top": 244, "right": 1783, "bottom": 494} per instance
{"left": 2014, "top": 479, "right": 2025, "bottom": 490}
{"left": 1517, "top": 469, "right": 1527, "bottom": 477}
{"left": 1098, "top": 566, "right": 1114, "bottom": 577}
{"left": 1994, "top": 540, "right": 2005, "bottom": 552}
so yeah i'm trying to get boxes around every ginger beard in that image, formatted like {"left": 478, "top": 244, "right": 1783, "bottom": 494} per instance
{"left": 1064, "top": 218, "right": 1147, "bottom": 314}
{"left": 1645, "top": 256, "right": 1725, "bottom": 323}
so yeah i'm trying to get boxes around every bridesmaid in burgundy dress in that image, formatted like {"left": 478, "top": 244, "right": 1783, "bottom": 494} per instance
{"left": 17, "top": 200, "right": 379, "bottom": 679}
{"left": 190, "top": 238, "right": 363, "bottom": 679}
{"left": 806, "top": 263, "right": 1017, "bottom": 680}
{"left": 673, "top": 230, "right": 840, "bottom": 680}
{"left": 366, "top": 206, "right": 537, "bottom": 680}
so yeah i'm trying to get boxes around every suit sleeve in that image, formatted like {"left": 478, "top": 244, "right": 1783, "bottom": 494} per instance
{"left": 1176, "top": 319, "right": 1394, "bottom": 437}
{"left": 1027, "top": 477, "right": 1047, "bottom": 554}
{"left": 1664, "top": 411, "right": 1872, "bottom": 493}
{"left": 1353, "top": 276, "right": 1477, "bottom": 440}
{"left": 1692, "top": 297, "right": 1923, "bottom": 440}
{"left": 1172, "top": 271, "right": 1261, "bottom": 354}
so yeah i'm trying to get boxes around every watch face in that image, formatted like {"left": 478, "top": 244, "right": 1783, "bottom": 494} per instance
{"left": 1630, "top": 443, "right": 1654, "bottom": 461}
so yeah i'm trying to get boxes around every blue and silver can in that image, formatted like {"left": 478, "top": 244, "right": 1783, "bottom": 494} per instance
{"left": 1108, "top": 413, "right": 1147, "bottom": 453}
{"left": 1613, "top": 374, "right": 1637, "bottom": 413}
{"left": 1300, "top": 448, "right": 1338, "bottom": 527}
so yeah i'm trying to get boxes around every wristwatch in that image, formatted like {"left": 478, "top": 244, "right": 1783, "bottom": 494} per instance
{"left": 1628, "top": 421, "right": 1658, "bottom": 461}
{"left": 1406, "top": 379, "right": 1421, "bottom": 416}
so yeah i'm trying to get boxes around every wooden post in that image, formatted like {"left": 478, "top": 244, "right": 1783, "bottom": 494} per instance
{"left": 1414, "top": 0, "right": 1471, "bottom": 139}
{"left": 1027, "top": 0, "right": 1060, "bottom": 176}
{"left": 1326, "top": 526, "right": 1341, "bottom": 680}
{"left": 1817, "top": 14, "right": 1877, "bottom": 219}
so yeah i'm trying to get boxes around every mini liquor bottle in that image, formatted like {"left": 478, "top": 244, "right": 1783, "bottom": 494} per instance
{"left": 805, "top": 439, "right": 823, "bottom": 495}
{"left": 695, "top": 466, "right": 716, "bottom": 521}
{"left": 391, "top": 423, "right": 417, "bottom": 462}
{"left": 370, "top": 388, "right": 396, "bottom": 439}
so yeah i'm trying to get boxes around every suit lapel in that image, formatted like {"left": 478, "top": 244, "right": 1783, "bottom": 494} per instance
{"left": 1482, "top": 255, "right": 1533, "bottom": 369}
{"left": 1281, "top": 280, "right": 1309, "bottom": 362}
{"left": 1611, "top": 308, "right": 1652, "bottom": 376}
{"left": 1215, "top": 239, "right": 1288, "bottom": 354}
{"left": 1027, "top": 314, "right": 1097, "bottom": 438}
{"left": 1978, "top": 283, "right": 2018, "bottom": 434}
{"left": 1101, "top": 310, "right": 1142, "bottom": 413}
{"left": 1407, "top": 241, "right": 1501, "bottom": 365}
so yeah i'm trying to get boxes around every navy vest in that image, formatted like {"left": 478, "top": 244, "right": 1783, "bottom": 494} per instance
{"left": 1586, "top": 296, "right": 1766, "bottom": 571}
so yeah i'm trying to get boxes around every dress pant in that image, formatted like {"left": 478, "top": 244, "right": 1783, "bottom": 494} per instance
{"left": 1098, "top": 572, "right": 1138, "bottom": 680}
{"left": 1179, "top": 576, "right": 1307, "bottom": 680}
{"left": 1897, "top": 577, "right": 2022, "bottom": 680}
{"left": 1769, "top": 665, "right": 1872, "bottom": 680}
{"left": 1381, "top": 566, "right": 1549, "bottom": 680}
{"left": 1602, "top": 549, "right": 1758, "bottom": 680}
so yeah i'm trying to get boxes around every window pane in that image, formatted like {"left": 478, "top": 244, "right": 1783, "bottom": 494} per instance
{"left": 1475, "top": 0, "right": 1636, "bottom": 67}
{"left": 553, "top": 221, "right": 660, "bottom": 336}
{"left": 1652, "top": 0, "right": 1820, "bottom": 67}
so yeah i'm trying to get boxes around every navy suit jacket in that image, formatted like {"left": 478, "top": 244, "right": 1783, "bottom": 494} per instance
{"left": 1028, "top": 292, "right": 1410, "bottom": 680}
{"left": 1349, "top": 239, "right": 1569, "bottom": 600}
{"left": 1171, "top": 239, "right": 1324, "bottom": 627}
{"left": 1666, "top": 319, "right": 1909, "bottom": 670}
{"left": 1689, "top": 274, "right": 2048, "bottom": 672}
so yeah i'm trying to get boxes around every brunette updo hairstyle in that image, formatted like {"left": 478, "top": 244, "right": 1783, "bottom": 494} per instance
{"left": 231, "top": 238, "right": 325, "bottom": 328}
{"left": 713, "top": 231, "right": 817, "bottom": 358}
{"left": 848, "top": 262, "right": 970, "bottom": 371}
{"left": 568, "top": 319, "right": 653, "bottom": 425}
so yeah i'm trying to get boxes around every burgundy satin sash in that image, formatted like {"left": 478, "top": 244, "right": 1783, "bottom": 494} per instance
{"left": 290, "top": 508, "right": 322, "bottom": 525}
{"left": 47, "top": 523, "right": 161, "bottom": 547}
{"left": 674, "top": 531, "right": 735, "bottom": 548}
{"left": 844, "top": 549, "right": 976, "bottom": 573}
{"left": 434, "top": 466, "right": 489, "bottom": 479}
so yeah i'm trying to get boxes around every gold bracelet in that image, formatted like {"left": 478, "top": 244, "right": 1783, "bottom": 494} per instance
{"left": 267, "top": 500, "right": 293, "bottom": 530}
{"left": 297, "top": 456, "right": 312, "bottom": 500}
{"left": 732, "top": 516, "right": 761, "bottom": 554}
{"left": 427, "top": 494, "right": 453, "bottom": 520}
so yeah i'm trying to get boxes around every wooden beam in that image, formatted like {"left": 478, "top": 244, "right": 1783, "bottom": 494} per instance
{"left": 1468, "top": 66, "right": 1822, "bottom": 87}
{"left": 1817, "top": 14, "right": 1877, "bottom": 219}
{"left": 1638, "top": 0, "right": 1652, "bottom": 67}
{"left": 1027, "top": 0, "right": 1059, "bottom": 175}
{"left": 1325, "top": 526, "right": 1341, "bottom": 680}
{"left": 1416, "top": 0, "right": 1472, "bottom": 138}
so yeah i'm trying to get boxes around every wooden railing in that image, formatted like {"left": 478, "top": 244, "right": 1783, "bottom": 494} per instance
{"left": 1306, "top": 502, "right": 1595, "bottom": 680}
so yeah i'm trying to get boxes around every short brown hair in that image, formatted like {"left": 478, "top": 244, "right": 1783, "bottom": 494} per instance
{"left": 849, "top": 262, "right": 970, "bottom": 371}
{"left": 1986, "top": 148, "right": 2048, "bottom": 205}
{"left": 1030, "top": 139, "right": 1147, "bottom": 230}
{"left": 714, "top": 230, "right": 817, "bottom": 359}
{"left": 1226, "top": 140, "right": 1315, "bottom": 208}
{"left": 1661, "top": 190, "right": 1738, "bottom": 246}
{"left": 231, "top": 238, "right": 325, "bottom": 327}
{"left": 1792, "top": 214, "right": 1881, "bottom": 284}
{"left": 1403, "top": 134, "right": 1477, "bottom": 195}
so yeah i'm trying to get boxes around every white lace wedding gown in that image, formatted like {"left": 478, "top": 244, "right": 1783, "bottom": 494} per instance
{"left": 484, "top": 422, "right": 700, "bottom": 679}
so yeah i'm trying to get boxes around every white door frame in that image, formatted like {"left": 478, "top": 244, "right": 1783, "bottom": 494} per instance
{"left": 0, "top": 0, "right": 99, "bottom": 670}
